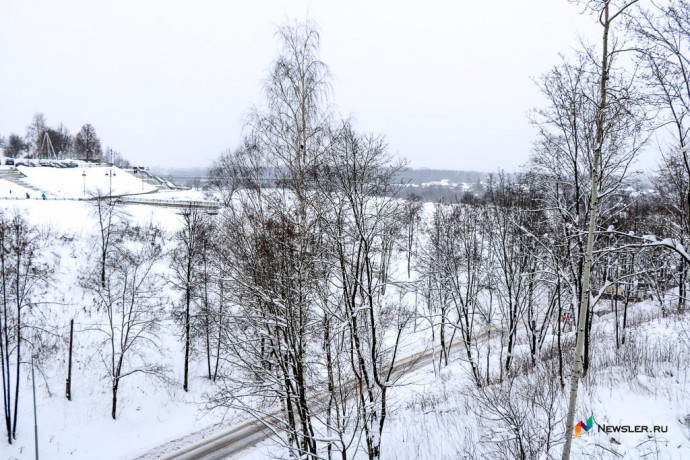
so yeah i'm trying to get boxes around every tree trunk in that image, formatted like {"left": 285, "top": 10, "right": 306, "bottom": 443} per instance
{"left": 66, "top": 319, "right": 73, "bottom": 400}
{"left": 12, "top": 252, "right": 21, "bottom": 439}
{"left": 184, "top": 285, "right": 190, "bottom": 392}
{"left": 203, "top": 268, "right": 211, "bottom": 380}
{"left": 111, "top": 377, "right": 119, "bottom": 420}
{"left": 213, "top": 281, "right": 224, "bottom": 382}
{"left": 505, "top": 297, "right": 516, "bottom": 372}
{"left": 563, "top": 3, "right": 621, "bottom": 458}
{"left": 0, "top": 238, "right": 12, "bottom": 444}
{"left": 557, "top": 279, "right": 564, "bottom": 389}
{"left": 101, "top": 252, "right": 106, "bottom": 288}
{"left": 112, "top": 354, "right": 124, "bottom": 420}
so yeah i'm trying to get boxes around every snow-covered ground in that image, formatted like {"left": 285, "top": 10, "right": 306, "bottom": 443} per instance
{"left": 1, "top": 166, "right": 689, "bottom": 460}
{"left": 0, "top": 164, "right": 207, "bottom": 201}
{"left": 0, "top": 177, "right": 429, "bottom": 460}
{"left": 237, "top": 302, "right": 690, "bottom": 459}
{"left": 0, "top": 166, "right": 222, "bottom": 460}
{"left": 0, "top": 197, "right": 228, "bottom": 460}
{"left": 15, "top": 165, "right": 158, "bottom": 198}
{"left": 0, "top": 178, "right": 43, "bottom": 199}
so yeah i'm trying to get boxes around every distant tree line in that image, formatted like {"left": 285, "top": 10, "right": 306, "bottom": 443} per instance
{"left": 1, "top": 113, "right": 129, "bottom": 166}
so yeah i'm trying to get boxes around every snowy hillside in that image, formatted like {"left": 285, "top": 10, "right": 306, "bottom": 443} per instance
{"left": 0, "top": 164, "right": 158, "bottom": 200}
{"left": 0, "top": 192, "right": 687, "bottom": 459}
{"left": 17, "top": 165, "right": 158, "bottom": 198}
{"left": 0, "top": 166, "right": 222, "bottom": 460}
{"left": 0, "top": 198, "right": 225, "bottom": 460}
{"left": 237, "top": 301, "right": 690, "bottom": 460}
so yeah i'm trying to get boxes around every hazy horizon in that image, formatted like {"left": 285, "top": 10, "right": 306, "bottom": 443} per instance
{"left": 0, "top": 1, "right": 662, "bottom": 172}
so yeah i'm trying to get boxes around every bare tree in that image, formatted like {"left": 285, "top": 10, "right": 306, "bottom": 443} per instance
{"left": 470, "top": 360, "right": 566, "bottom": 460}
{"left": 529, "top": 31, "right": 652, "bottom": 386}
{"left": 90, "top": 196, "right": 126, "bottom": 289}
{"left": 87, "top": 223, "right": 167, "bottom": 419}
{"left": 24, "top": 113, "right": 47, "bottom": 158}
{"left": 402, "top": 194, "right": 423, "bottom": 278}
{"left": 417, "top": 206, "right": 456, "bottom": 371}
{"left": 0, "top": 212, "right": 52, "bottom": 443}
{"left": 170, "top": 204, "right": 211, "bottom": 391}
{"left": 324, "top": 124, "right": 410, "bottom": 459}
{"left": 74, "top": 123, "right": 103, "bottom": 162}
{"left": 207, "top": 141, "right": 263, "bottom": 206}
{"left": 420, "top": 201, "right": 489, "bottom": 386}
{"left": 632, "top": 0, "right": 690, "bottom": 309}
{"left": 209, "top": 20, "right": 415, "bottom": 460}
{"left": 634, "top": 0, "right": 690, "bottom": 192}
{"left": 211, "top": 20, "right": 333, "bottom": 459}
{"left": 4, "top": 134, "right": 29, "bottom": 159}
{"left": 485, "top": 176, "right": 543, "bottom": 373}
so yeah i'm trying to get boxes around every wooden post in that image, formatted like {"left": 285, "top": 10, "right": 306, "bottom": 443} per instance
{"left": 66, "top": 319, "right": 73, "bottom": 401}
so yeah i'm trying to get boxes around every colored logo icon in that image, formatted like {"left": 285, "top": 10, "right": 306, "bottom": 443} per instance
{"left": 575, "top": 416, "right": 594, "bottom": 437}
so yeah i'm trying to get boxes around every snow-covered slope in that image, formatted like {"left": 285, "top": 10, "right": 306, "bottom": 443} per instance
{"left": 0, "top": 197, "right": 235, "bottom": 460}
{"left": 1, "top": 179, "right": 688, "bottom": 460}
{"left": 16, "top": 165, "right": 158, "bottom": 198}
{"left": 236, "top": 302, "right": 690, "bottom": 460}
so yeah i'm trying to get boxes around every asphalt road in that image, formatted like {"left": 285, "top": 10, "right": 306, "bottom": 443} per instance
{"left": 144, "top": 321, "right": 511, "bottom": 460}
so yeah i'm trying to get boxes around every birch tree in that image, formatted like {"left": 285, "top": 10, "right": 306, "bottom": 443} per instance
{"left": 212, "top": 20, "right": 333, "bottom": 458}
{"left": 561, "top": 1, "right": 643, "bottom": 458}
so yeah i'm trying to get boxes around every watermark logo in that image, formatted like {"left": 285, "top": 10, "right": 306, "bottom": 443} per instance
{"left": 574, "top": 416, "right": 594, "bottom": 437}
{"left": 597, "top": 423, "right": 668, "bottom": 434}
{"left": 575, "top": 415, "right": 669, "bottom": 437}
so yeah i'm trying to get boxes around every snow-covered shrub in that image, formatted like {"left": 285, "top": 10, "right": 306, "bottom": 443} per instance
{"left": 467, "top": 359, "right": 565, "bottom": 460}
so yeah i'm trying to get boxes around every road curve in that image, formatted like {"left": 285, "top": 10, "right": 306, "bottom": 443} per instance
{"left": 144, "top": 349, "right": 434, "bottom": 460}
{"left": 143, "top": 322, "right": 509, "bottom": 460}
{"left": 154, "top": 418, "right": 272, "bottom": 460}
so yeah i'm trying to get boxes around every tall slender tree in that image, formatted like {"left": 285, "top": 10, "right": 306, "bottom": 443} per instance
{"left": 24, "top": 113, "right": 47, "bottom": 158}
{"left": 213, "top": 20, "right": 333, "bottom": 458}
{"left": 561, "top": 1, "right": 642, "bottom": 458}
{"left": 170, "top": 204, "right": 210, "bottom": 391}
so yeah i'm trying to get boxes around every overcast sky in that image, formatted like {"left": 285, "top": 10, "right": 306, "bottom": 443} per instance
{"left": 1, "top": 0, "right": 631, "bottom": 172}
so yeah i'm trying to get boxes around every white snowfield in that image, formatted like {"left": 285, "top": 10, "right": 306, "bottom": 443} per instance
{"left": 0, "top": 164, "right": 217, "bottom": 210}
{"left": 0, "top": 165, "right": 153, "bottom": 199}
{"left": 17, "top": 165, "right": 158, "bottom": 198}
{"left": 0, "top": 167, "right": 687, "bottom": 460}
{"left": 0, "top": 199, "right": 230, "bottom": 460}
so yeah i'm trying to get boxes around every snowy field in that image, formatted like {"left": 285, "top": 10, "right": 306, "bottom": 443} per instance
{"left": 0, "top": 165, "right": 207, "bottom": 201}
{"left": 0, "top": 166, "right": 219, "bottom": 460}
{"left": 11, "top": 165, "right": 157, "bottom": 198}
{"left": 0, "top": 198, "right": 228, "bottom": 460}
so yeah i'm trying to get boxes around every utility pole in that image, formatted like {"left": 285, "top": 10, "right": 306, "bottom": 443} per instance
{"left": 107, "top": 149, "right": 116, "bottom": 198}
{"left": 31, "top": 356, "right": 39, "bottom": 460}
